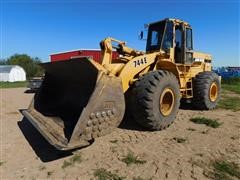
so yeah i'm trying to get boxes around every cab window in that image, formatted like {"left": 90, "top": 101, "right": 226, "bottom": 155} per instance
{"left": 146, "top": 21, "right": 165, "bottom": 51}
{"left": 151, "top": 31, "right": 159, "bottom": 46}
{"left": 162, "top": 22, "right": 173, "bottom": 50}
{"left": 186, "top": 28, "right": 193, "bottom": 50}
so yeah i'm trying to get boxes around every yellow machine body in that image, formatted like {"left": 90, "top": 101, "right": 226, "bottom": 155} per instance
{"left": 22, "top": 18, "right": 218, "bottom": 150}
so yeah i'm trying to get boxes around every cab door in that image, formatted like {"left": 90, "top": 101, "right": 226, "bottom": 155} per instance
{"left": 174, "top": 24, "right": 184, "bottom": 63}
{"left": 174, "top": 24, "right": 193, "bottom": 64}
{"left": 185, "top": 27, "right": 194, "bottom": 64}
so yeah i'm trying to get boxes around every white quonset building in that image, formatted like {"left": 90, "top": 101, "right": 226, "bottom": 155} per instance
{"left": 0, "top": 65, "right": 26, "bottom": 82}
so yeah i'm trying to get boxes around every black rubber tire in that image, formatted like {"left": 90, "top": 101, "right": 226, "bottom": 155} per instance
{"left": 193, "top": 71, "right": 221, "bottom": 110}
{"left": 131, "top": 70, "right": 180, "bottom": 130}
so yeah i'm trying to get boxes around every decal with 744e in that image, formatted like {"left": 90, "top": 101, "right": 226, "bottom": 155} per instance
{"left": 133, "top": 57, "right": 147, "bottom": 67}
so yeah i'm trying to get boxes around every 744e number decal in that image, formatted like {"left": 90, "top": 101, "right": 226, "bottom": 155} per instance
{"left": 133, "top": 57, "right": 147, "bottom": 67}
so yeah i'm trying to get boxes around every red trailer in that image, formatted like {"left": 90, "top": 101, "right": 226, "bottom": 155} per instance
{"left": 50, "top": 49, "right": 119, "bottom": 63}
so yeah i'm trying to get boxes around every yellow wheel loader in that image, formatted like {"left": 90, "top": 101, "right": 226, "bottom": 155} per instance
{"left": 22, "top": 18, "right": 221, "bottom": 150}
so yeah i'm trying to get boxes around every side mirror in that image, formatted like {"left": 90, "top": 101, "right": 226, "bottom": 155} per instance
{"left": 138, "top": 31, "right": 144, "bottom": 40}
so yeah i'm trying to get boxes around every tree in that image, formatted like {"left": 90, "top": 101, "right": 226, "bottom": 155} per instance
{"left": 6, "top": 54, "right": 44, "bottom": 79}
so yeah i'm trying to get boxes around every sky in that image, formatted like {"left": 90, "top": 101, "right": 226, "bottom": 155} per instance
{"left": 0, "top": 0, "right": 239, "bottom": 66}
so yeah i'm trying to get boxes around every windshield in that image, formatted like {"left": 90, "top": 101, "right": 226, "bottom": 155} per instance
{"left": 146, "top": 21, "right": 166, "bottom": 52}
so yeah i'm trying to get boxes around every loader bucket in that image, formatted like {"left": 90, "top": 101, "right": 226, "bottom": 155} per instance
{"left": 22, "top": 58, "right": 125, "bottom": 150}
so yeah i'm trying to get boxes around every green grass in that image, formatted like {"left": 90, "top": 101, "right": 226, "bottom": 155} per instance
{"left": 110, "top": 146, "right": 118, "bottom": 153}
{"left": 201, "top": 129, "right": 209, "bottom": 134}
{"left": 206, "top": 160, "right": 240, "bottom": 180}
{"left": 94, "top": 168, "right": 124, "bottom": 180}
{"left": 0, "top": 81, "right": 28, "bottom": 88}
{"left": 132, "top": 177, "right": 152, "bottom": 180}
{"left": 216, "top": 77, "right": 240, "bottom": 111}
{"left": 110, "top": 140, "right": 118, "bottom": 144}
{"left": 187, "top": 128, "right": 196, "bottom": 131}
{"left": 222, "top": 83, "right": 240, "bottom": 94}
{"left": 196, "top": 153, "right": 204, "bottom": 157}
{"left": 0, "top": 161, "right": 6, "bottom": 166}
{"left": 230, "top": 135, "right": 239, "bottom": 140}
{"left": 71, "top": 154, "right": 82, "bottom": 163}
{"left": 173, "top": 137, "right": 187, "bottom": 143}
{"left": 47, "top": 171, "right": 54, "bottom": 177}
{"left": 38, "top": 165, "right": 46, "bottom": 171}
{"left": 221, "top": 77, "right": 240, "bottom": 94}
{"left": 221, "top": 77, "right": 240, "bottom": 84}
{"left": 62, "top": 160, "right": 72, "bottom": 169}
{"left": 218, "top": 96, "right": 240, "bottom": 111}
{"left": 190, "top": 117, "right": 222, "bottom": 128}
{"left": 61, "top": 154, "right": 82, "bottom": 169}
{"left": 132, "top": 177, "right": 144, "bottom": 180}
{"left": 121, "top": 152, "right": 146, "bottom": 166}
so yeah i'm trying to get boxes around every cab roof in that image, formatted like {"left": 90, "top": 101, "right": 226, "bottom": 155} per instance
{"left": 148, "top": 18, "right": 191, "bottom": 28}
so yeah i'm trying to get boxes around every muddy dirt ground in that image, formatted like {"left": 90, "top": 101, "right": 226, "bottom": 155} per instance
{"left": 1, "top": 88, "right": 240, "bottom": 179}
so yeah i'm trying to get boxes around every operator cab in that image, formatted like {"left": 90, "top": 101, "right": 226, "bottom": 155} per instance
{"left": 146, "top": 18, "right": 193, "bottom": 64}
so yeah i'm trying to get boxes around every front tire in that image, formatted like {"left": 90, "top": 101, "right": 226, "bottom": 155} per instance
{"left": 132, "top": 70, "right": 180, "bottom": 130}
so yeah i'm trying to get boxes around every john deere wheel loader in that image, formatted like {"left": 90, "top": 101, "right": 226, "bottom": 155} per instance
{"left": 22, "top": 18, "right": 221, "bottom": 150}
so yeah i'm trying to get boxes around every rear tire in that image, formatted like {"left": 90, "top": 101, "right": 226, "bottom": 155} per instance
{"left": 193, "top": 71, "right": 220, "bottom": 110}
{"left": 132, "top": 70, "right": 180, "bottom": 130}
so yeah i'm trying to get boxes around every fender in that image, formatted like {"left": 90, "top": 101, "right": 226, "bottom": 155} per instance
{"left": 156, "top": 60, "right": 182, "bottom": 87}
{"left": 119, "top": 52, "right": 159, "bottom": 92}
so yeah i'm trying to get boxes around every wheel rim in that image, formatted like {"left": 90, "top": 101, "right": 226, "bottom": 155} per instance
{"left": 209, "top": 82, "right": 218, "bottom": 102}
{"left": 160, "top": 88, "right": 175, "bottom": 116}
